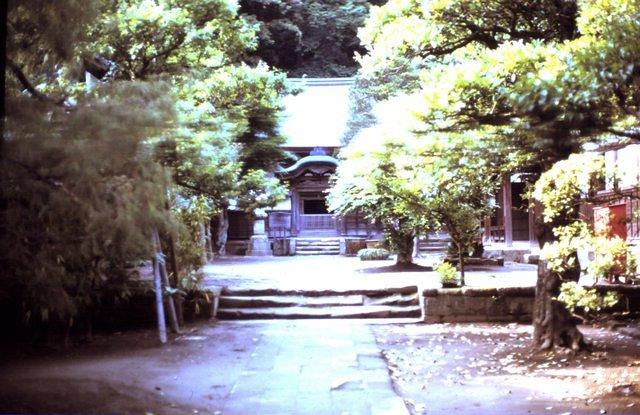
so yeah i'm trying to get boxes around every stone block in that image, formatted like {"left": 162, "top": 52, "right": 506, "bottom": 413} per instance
{"left": 524, "top": 253, "right": 540, "bottom": 264}
{"left": 247, "top": 235, "right": 272, "bottom": 256}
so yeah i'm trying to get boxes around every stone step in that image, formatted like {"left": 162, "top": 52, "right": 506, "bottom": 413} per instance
{"left": 217, "top": 305, "right": 422, "bottom": 320}
{"left": 219, "top": 293, "right": 420, "bottom": 309}
{"left": 219, "top": 295, "right": 365, "bottom": 308}
{"left": 296, "top": 244, "right": 340, "bottom": 249}
{"left": 419, "top": 240, "right": 451, "bottom": 252}
{"left": 365, "top": 293, "right": 419, "bottom": 307}
{"left": 220, "top": 286, "right": 418, "bottom": 298}
{"left": 295, "top": 238, "right": 341, "bottom": 241}
{"left": 296, "top": 250, "right": 340, "bottom": 255}
{"left": 295, "top": 242, "right": 341, "bottom": 247}
{"left": 296, "top": 246, "right": 340, "bottom": 252}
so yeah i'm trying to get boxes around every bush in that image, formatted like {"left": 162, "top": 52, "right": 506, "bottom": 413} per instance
{"left": 436, "top": 262, "right": 460, "bottom": 286}
{"left": 558, "top": 281, "right": 619, "bottom": 318}
{"left": 588, "top": 236, "right": 636, "bottom": 281}
{"left": 357, "top": 248, "right": 390, "bottom": 261}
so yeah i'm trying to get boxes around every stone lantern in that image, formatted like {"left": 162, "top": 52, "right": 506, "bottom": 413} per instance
{"left": 246, "top": 208, "right": 272, "bottom": 256}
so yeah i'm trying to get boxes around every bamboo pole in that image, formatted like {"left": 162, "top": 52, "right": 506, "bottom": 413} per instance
{"left": 152, "top": 240, "right": 167, "bottom": 344}
{"left": 152, "top": 228, "right": 180, "bottom": 334}
{"left": 166, "top": 233, "right": 184, "bottom": 326}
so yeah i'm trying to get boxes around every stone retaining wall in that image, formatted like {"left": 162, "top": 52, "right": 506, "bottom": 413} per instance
{"left": 423, "top": 285, "right": 640, "bottom": 323}
{"left": 423, "top": 287, "right": 535, "bottom": 323}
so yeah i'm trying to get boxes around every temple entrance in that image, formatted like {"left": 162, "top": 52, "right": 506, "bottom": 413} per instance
{"left": 299, "top": 192, "right": 336, "bottom": 235}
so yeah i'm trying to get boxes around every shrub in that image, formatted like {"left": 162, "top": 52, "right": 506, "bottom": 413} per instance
{"left": 588, "top": 236, "right": 636, "bottom": 281}
{"left": 558, "top": 281, "right": 619, "bottom": 317}
{"left": 436, "top": 262, "right": 460, "bottom": 286}
{"left": 357, "top": 248, "right": 390, "bottom": 261}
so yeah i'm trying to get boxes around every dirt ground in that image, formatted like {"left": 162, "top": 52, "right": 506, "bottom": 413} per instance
{"left": 1, "top": 320, "right": 639, "bottom": 415}
{"left": 373, "top": 322, "right": 640, "bottom": 415}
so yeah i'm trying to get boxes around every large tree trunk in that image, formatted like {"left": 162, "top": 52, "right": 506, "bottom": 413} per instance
{"left": 216, "top": 209, "right": 229, "bottom": 256}
{"left": 395, "top": 234, "right": 415, "bottom": 266}
{"left": 533, "top": 259, "right": 584, "bottom": 351}
{"left": 532, "top": 215, "right": 585, "bottom": 351}
{"left": 412, "top": 235, "right": 420, "bottom": 258}
{"left": 457, "top": 242, "right": 466, "bottom": 286}
{"left": 202, "top": 218, "right": 214, "bottom": 261}
{"left": 198, "top": 221, "right": 208, "bottom": 264}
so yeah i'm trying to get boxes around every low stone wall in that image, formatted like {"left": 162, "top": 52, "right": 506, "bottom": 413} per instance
{"left": 423, "top": 287, "right": 535, "bottom": 323}
{"left": 423, "top": 285, "right": 640, "bottom": 323}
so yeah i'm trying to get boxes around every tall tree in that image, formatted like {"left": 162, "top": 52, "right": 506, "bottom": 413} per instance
{"left": 3, "top": 0, "right": 176, "bottom": 337}
{"left": 352, "top": 0, "right": 640, "bottom": 350}
{"left": 89, "top": 0, "right": 292, "bottom": 256}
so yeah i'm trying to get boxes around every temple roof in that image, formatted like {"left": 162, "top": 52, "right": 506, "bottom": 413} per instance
{"left": 279, "top": 78, "right": 354, "bottom": 148}
{"left": 277, "top": 154, "right": 339, "bottom": 178}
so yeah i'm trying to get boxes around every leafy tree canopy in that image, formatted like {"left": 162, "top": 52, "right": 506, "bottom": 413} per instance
{"left": 4, "top": 0, "right": 178, "bottom": 328}
{"left": 240, "top": 0, "right": 384, "bottom": 77}
{"left": 347, "top": 0, "right": 640, "bottom": 351}
{"left": 2, "top": 0, "right": 293, "bottom": 333}
{"left": 89, "top": 0, "right": 292, "bottom": 214}
{"left": 330, "top": 98, "right": 510, "bottom": 265}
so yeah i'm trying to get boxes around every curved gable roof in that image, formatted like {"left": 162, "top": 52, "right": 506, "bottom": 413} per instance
{"left": 277, "top": 155, "right": 339, "bottom": 179}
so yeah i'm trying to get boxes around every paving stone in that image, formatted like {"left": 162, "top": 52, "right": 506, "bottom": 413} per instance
{"left": 370, "top": 396, "right": 411, "bottom": 415}
{"left": 330, "top": 390, "right": 372, "bottom": 415}
{"left": 357, "top": 354, "right": 388, "bottom": 370}
{"left": 16, "top": 320, "right": 409, "bottom": 415}
{"left": 295, "top": 393, "right": 333, "bottom": 415}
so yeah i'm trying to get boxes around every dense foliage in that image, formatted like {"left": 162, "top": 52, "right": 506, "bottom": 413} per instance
{"left": 329, "top": 102, "right": 508, "bottom": 268}
{"left": 240, "top": 0, "right": 385, "bottom": 77}
{"left": 2, "top": 0, "right": 291, "bottom": 337}
{"left": 357, "top": 248, "right": 390, "bottom": 261}
{"left": 3, "top": 1, "right": 176, "bottom": 332}
{"left": 346, "top": 0, "right": 640, "bottom": 349}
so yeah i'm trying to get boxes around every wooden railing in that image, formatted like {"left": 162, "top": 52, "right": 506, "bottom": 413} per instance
{"left": 300, "top": 214, "right": 336, "bottom": 230}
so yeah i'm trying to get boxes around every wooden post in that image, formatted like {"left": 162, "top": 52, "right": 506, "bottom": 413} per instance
{"left": 502, "top": 176, "right": 513, "bottom": 247}
{"left": 483, "top": 215, "right": 492, "bottom": 244}
{"left": 291, "top": 191, "right": 299, "bottom": 236}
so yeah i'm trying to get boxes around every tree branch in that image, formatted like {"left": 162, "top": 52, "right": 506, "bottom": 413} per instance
{"left": 7, "top": 58, "right": 67, "bottom": 106}
{"left": 605, "top": 128, "right": 640, "bottom": 141}
{"left": 7, "top": 158, "right": 84, "bottom": 205}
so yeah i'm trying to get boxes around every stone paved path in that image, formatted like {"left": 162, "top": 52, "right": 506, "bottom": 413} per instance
{"left": 0, "top": 321, "right": 409, "bottom": 415}
{"left": 219, "top": 321, "right": 408, "bottom": 415}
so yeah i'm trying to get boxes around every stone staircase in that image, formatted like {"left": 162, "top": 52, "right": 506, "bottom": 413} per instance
{"left": 294, "top": 237, "right": 341, "bottom": 255}
{"left": 217, "top": 286, "right": 421, "bottom": 320}
{"left": 418, "top": 234, "right": 451, "bottom": 256}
